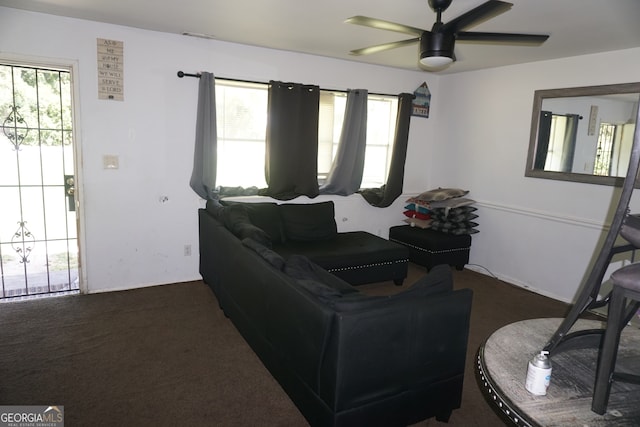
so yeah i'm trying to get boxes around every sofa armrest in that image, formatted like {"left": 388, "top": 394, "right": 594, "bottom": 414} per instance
{"left": 318, "top": 288, "right": 473, "bottom": 413}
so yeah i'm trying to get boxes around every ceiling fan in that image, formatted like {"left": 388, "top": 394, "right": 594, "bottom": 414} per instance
{"left": 345, "top": 0, "right": 549, "bottom": 69}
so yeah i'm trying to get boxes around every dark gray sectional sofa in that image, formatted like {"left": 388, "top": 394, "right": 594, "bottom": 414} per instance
{"left": 198, "top": 200, "right": 474, "bottom": 426}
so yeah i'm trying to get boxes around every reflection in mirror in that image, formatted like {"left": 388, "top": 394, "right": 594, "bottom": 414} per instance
{"left": 526, "top": 83, "right": 640, "bottom": 186}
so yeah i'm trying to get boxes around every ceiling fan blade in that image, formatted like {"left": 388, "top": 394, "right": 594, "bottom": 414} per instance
{"left": 456, "top": 32, "right": 549, "bottom": 44}
{"left": 350, "top": 38, "right": 421, "bottom": 56}
{"left": 441, "top": 0, "right": 513, "bottom": 32}
{"left": 345, "top": 16, "right": 425, "bottom": 37}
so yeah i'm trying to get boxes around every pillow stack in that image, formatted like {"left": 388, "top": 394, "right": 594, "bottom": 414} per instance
{"left": 404, "top": 188, "right": 479, "bottom": 235}
{"left": 402, "top": 201, "right": 432, "bottom": 229}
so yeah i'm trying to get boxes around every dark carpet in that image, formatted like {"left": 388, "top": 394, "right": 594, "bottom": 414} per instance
{"left": 0, "top": 264, "right": 580, "bottom": 426}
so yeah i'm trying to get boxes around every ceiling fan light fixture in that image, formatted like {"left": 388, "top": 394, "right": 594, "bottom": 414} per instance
{"left": 419, "top": 31, "right": 455, "bottom": 69}
{"left": 420, "top": 55, "right": 453, "bottom": 68}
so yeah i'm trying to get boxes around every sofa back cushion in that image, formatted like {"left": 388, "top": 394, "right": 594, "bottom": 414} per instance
{"left": 242, "top": 238, "right": 286, "bottom": 270}
{"left": 221, "top": 204, "right": 273, "bottom": 247}
{"left": 221, "top": 201, "right": 285, "bottom": 243}
{"left": 325, "top": 264, "right": 453, "bottom": 312}
{"left": 205, "top": 198, "right": 225, "bottom": 218}
{"left": 280, "top": 201, "right": 338, "bottom": 242}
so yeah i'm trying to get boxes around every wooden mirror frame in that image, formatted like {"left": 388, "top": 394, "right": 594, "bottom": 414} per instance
{"left": 525, "top": 82, "right": 640, "bottom": 186}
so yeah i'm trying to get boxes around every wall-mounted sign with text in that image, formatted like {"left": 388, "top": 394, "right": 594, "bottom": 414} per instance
{"left": 97, "top": 38, "right": 124, "bottom": 101}
{"left": 412, "top": 82, "right": 431, "bottom": 118}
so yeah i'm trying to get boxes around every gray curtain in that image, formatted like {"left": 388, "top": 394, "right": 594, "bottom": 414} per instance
{"left": 320, "top": 89, "right": 368, "bottom": 195}
{"left": 359, "top": 93, "right": 414, "bottom": 208}
{"left": 189, "top": 72, "right": 217, "bottom": 199}
{"left": 560, "top": 114, "right": 579, "bottom": 172}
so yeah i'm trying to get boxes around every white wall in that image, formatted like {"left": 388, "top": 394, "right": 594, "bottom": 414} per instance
{"left": 0, "top": 7, "right": 437, "bottom": 293}
{"left": 3, "top": 7, "right": 639, "bottom": 303}
{"left": 433, "top": 48, "right": 640, "bottom": 302}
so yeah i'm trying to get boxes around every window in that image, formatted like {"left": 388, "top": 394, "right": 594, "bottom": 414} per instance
{"left": 593, "top": 122, "right": 635, "bottom": 177}
{"left": 215, "top": 80, "right": 398, "bottom": 189}
{"left": 593, "top": 123, "right": 616, "bottom": 176}
{"left": 215, "top": 80, "right": 268, "bottom": 188}
{"left": 317, "top": 91, "right": 398, "bottom": 188}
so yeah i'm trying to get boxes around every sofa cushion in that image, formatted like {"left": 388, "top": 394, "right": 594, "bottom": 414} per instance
{"left": 275, "top": 231, "right": 407, "bottom": 271}
{"left": 327, "top": 264, "right": 453, "bottom": 311}
{"left": 412, "top": 187, "right": 469, "bottom": 202}
{"left": 430, "top": 220, "right": 479, "bottom": 235}
{"left": 205, "top": 198, "right": 225, "bottom": 218}
{"left": 428, "top": 197, "right": 476, "bottom": 209}
{"left": 294, "top": 279, "right": 344, "bottom": 300}
{"left": 242, "top": 238, "right": 286, "bottom": 270}
{"left": 403, "top": 210, "right": 431, "bottom": 220}
{"left": 403, "top": 218, "right": 433, "bottom": 229}
{"left": 279, "top": 201, "right": 338, "bottom": 242}
{"left": 431, "top": 210, "right": 479, "bottom": 223}
{"left": 283, "top": 255, "right": 358, "bottom": 296}
{"left": 403, "top": 264, "right": 453, "bottom": 295}
{"left": 222, "top": 204, "right": 272, "bottom": 247}
{"left": 404, "top": 203, "right": 430, "bottom": 214}
{"left": 220, "top": 201, "right": 285, "bottom": 243}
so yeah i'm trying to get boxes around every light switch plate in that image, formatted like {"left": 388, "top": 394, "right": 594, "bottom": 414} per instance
{"left": 103, "top": 154, "right": 119, "bottom": 169}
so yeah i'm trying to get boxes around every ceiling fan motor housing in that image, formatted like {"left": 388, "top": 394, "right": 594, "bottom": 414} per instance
{"left": 420, "top": 31, "right": 455, "bottom": 60}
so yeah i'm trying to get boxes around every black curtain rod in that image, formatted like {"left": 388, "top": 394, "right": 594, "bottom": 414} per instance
{"left": 177, "top": 71, "right": 257, "bottom": 85}
{"left": 177, "top": 71, "right": 201, "bottom": 78}
{"left": 178, "top": 70, "right": 307, "bottom": 87}
{"left": 544, "top": 110, "right": 584, "bottom": 120}
{"left": 176, "top": 71, "right": 399, "bottom": 98}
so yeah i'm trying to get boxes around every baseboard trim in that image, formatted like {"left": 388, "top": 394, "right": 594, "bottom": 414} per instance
{"left": 465, "top": 264, "right": 573, "bottom": 304}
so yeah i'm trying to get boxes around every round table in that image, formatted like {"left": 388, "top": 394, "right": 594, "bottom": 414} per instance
{"left": 477, "top": 318, "right": 640, "bottom": 426}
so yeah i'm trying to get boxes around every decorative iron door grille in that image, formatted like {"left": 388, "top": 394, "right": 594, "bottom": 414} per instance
{"left": 0, "top": 63, "right": 79, "bottom": 300}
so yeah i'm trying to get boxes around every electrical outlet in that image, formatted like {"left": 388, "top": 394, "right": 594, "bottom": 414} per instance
{"left": 184, "top": 244, "right": 192, "bottom": 256}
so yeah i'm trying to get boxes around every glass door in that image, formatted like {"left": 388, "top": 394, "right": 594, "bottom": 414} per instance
{"left": 0, "top": 63, "right": 80, "bottom": 300}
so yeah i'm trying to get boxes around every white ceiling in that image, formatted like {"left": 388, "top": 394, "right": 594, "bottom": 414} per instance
{"left": 2, "top": 0, "right": 640, "bottom": 74}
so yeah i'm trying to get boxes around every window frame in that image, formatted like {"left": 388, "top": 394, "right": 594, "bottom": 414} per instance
{"left": 214, "top": 78, "right": 399, "bottom": 190}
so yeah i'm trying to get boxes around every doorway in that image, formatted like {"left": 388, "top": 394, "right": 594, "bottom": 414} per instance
{"left": 0, "top": 62, "right": 82, "bottom": 300}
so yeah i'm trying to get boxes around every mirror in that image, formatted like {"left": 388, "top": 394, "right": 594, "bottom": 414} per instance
{"left": 526, "top": 82, "right": 640, "bottom": 186}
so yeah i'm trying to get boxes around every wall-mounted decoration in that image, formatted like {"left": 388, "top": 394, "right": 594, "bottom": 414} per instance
{"left": 97, "top": 38, "right": 124, "bottom": 101}
{"left": 412, "top": 82, "right": 431, "bottom": 118}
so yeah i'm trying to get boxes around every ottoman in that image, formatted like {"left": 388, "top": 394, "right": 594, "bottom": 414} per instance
{"left": 389, "top": 225, "right": 471, "bottom": 270}
{"left": 274, "top": 231, "right": 410, "bottom": 286}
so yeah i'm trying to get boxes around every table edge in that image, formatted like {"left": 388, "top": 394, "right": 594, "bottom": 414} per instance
{"left": 477, "top": 344, "right": 539, "bottom": 427}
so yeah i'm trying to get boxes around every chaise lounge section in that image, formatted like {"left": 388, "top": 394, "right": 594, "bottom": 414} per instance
{"left": 212, "top": 199, "right": 409, "bottom": 285}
